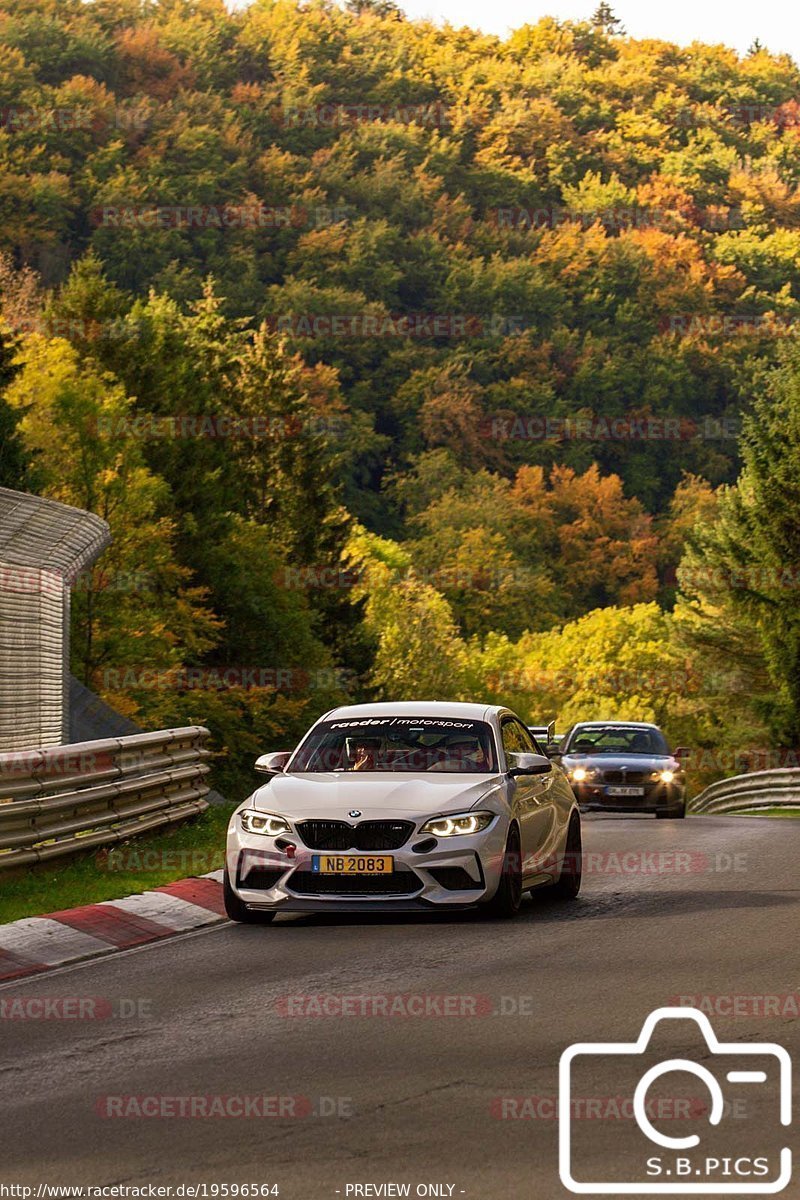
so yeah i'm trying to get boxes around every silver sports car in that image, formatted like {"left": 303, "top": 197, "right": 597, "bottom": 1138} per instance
{"left": 224, "top": 701, "right": 581, "bottom": 922}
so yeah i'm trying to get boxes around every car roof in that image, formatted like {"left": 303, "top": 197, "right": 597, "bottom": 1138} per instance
{"left": 322, "top": 700, "right": 496, "bottom": 722}
{"left": 571, "top": 720, "right": 659, "bottom": 729}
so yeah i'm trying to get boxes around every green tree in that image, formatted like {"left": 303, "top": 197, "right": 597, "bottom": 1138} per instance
{"left": 4, "top": 334, "right": 220, "bottom": 689}
{"left": 344, "top": 525, "right": 469, "bottom": 699}
{"left": 590, "top": 3, "right": 626, "bottom": 36}
{"left": 468, "top": 602, "right": 689, "bottom": 731}
{"left": 0, "top": 253, "right": 39, "bottom": 488}
{"left": 677, "top": 341, "right": 800, "bottom": 742}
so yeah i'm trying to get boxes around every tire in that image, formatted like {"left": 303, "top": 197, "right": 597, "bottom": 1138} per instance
{"left": 656, "top": 801, "right": 686, "bottom": 820}
{"left": 485, "top": 824, "right": 523, "bottom": 918}
{"left": 550, "top": 813, "right": 582, "bottom": 900}
{"left": 224, "top": 866, "right": 276, "bottom": 924}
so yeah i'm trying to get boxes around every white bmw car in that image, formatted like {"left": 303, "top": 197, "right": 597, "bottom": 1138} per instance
{"left": 224, "top": 701, "right": 581, "bottom": 922}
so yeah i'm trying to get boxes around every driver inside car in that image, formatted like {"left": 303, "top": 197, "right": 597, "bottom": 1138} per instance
{"left": 349, "top": 736, "right": 382, "bottom": 771}
{"left": 428, "top": 735, "right": 489, "bottom": 772}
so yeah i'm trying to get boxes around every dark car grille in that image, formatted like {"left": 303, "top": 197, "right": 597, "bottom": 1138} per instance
{"left": 238, "top": 865, "right": 285, "bottom": 890}
{"left": 296, "top": 820, "right": 414, "bottom": 851}
{"left": 236, "top": 852, "right": 287, "bottom": 890}
{"left": 287, "top": 869, "right": 421, "bottom": 896}
{"left": 427, "top": 866, "right": 482, "bottom": 891}
{"left": 602, "top": 770, "right": 647, "bottom": 785}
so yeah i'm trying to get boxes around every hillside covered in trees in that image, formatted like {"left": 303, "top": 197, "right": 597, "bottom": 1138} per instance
{"left": 2, "top": 0, "right": 800, "bottom": 791}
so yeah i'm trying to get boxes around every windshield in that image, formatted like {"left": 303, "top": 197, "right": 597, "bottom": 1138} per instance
{"left": 289, "top": 716, "right": 498, "bottom": 773}
{"left": 563, "top": 725, "right": 670, "bottom": 756}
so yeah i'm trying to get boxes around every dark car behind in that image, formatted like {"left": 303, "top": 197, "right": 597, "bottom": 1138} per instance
{"left": 556, "top": 721, "right": 687, "bottom": 818}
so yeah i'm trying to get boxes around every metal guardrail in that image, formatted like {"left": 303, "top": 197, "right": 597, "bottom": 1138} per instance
{"left": 0, "top": 726, "right": 211, "bottom": 869}
{"left": 690, "top": 768, "right": 800, "bottom": 815}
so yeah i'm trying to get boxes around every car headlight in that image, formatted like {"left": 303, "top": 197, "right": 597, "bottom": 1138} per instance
{"left": 240, "top": 810, "right": 291, "bottom": 836}
{"left": 570, "top": 766, "right": 596, "bottom": 783}
{"left": 658, "top": 769, "right": 675, "bottom": 784}
{"left": 419, "top": 811, "right": 494, "bottom": 837}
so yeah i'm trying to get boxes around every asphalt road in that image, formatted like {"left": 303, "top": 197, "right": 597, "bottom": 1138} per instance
{"left": 1, "top": 815, "right": 799, "bottom": 1200}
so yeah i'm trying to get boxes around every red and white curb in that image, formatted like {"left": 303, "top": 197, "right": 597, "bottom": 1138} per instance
{"left": 0, "top": 870, "right": 226, "bottom": 982}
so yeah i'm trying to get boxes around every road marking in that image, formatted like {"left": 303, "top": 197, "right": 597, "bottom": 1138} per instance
{"left": 0, "top": 917, "right": 111, "bottom": 965}
{"left": 156, "top": 876, "right": 227, "bottom": 916}
{"left": 0, "top": 919, "right": 230, "bottom": 990}
{"left": 49, "top": 902, "right": 176, "bottom": 947}
{"left": 0, "top": 876, "right": 229, "bottom": 983}
{"left": 99, "top": 891, "right": 224, "bottom": 931}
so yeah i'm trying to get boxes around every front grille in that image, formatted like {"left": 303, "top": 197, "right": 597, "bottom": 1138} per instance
{"left": 296, "top": 820, "right": 414, "bottom": 851}
{"left": 602, "top": 770, "right": 647, "bottom": 785}
{"left": 427, "top": 866, "right": 482, "bottom": 891}
{"left": 600, "top": 794, "right": 649, "bottom": 807}
{"left": 287, "top": 869, "right": 421, "bottom": 896}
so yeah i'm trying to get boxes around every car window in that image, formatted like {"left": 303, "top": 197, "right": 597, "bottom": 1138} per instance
{"left": 520, "top": 720, "right": 544, "bottom": 748}
{"left": 565, "top": 725, "right": 669, "bottom": 755}
{"left": 526, "top": 728, "right": 549, "bottom": 754}
{"left": 501, "top": 718, "right": 529, "bottom": 763}
{"left": 289, "top": 716, "right": 498, "bottom": 773}
{"left": 515, "top": 721, "right": 540, "bottom": 753}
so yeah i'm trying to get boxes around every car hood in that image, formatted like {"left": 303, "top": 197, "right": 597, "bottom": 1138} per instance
{"left": 246, "top": 772, "right": 502, "bottom": 820}
{"left": 561, "top": 753, "right": 678, "bottom": 773}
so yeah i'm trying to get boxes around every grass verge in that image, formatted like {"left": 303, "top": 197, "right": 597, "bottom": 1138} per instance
{"left": 731, "top": 807, "right": 800, "bottom": 818}
{"left": 0, "top": 803, "right": 235, "bottom": 926}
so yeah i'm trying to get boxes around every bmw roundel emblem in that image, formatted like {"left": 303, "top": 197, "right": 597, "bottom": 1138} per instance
{"left": 349, "top": 809, "right": 362, "bottom": 818}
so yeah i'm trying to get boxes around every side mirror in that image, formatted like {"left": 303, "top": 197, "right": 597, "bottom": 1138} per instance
{"left": 255, "top": 750, "right": 292, "bottom": 776}
{"left": 674, "top": 747, "right": 691, "bottom": 764}
{"left": 508, "top": 752, "right": 553, "bottom": 777}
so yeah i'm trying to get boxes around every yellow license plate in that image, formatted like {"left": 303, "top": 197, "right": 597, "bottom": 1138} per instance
{"left": 312, "top": 854, "right": 393, "bottom": 874}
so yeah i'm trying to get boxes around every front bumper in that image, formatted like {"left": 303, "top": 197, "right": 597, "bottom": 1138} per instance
{"left": 226, "top": 817, "right": 509, "bottom": 912}
{"left": 572, "top": 781, "right": 684, "bottom": 814}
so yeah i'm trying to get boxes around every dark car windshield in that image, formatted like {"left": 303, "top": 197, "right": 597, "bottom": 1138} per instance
{"left": 563, "top": 725, "right": 670, "bottom": 756}
{"left": 289, "top": 716, "right": 497, "bottom": 773}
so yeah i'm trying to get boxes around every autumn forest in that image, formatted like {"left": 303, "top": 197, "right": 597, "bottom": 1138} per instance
{"left": 2, "top": 0, "right": 800, "bottom": 791}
